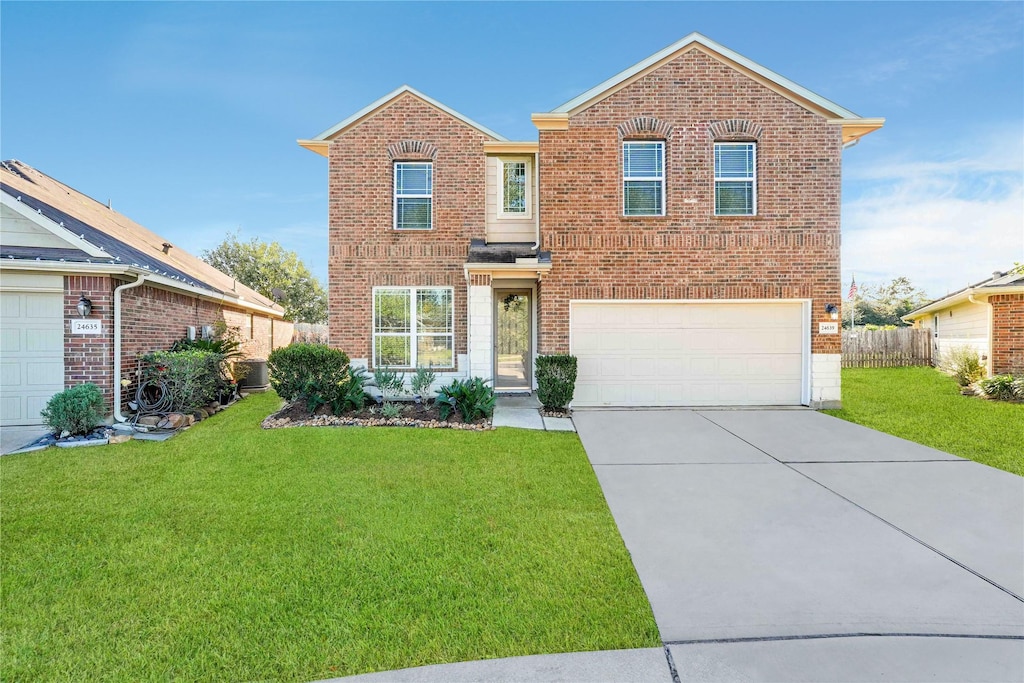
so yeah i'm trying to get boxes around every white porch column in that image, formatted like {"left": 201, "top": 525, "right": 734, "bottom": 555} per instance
{"left": 467, "top": 275, "right": 493, "bottom": 381}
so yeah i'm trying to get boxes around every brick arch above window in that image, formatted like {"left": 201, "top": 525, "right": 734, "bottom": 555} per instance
{"left": 708, "top": 119, "right": 764, "bottom": 141}
{"left": 386, "top": 140, "right": 438, "bottom": 161}
{"left": 617, "top": 116, "right": 673, "bottom": 140}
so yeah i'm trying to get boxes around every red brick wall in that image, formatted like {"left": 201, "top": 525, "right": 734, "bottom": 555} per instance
{"left": 990, "top": 294, "right": 1024, "bottom": 374}
{"left": 63, "top": 276, "right": 290, "bottom": 417}
{"left": 64, "top": 275, "right": 115, "bottom": 410}
{"left": 326, "top": 92, "right": 492, "bottom": 366}
{"left": 538, "top": 48, "right": 843, "bottom": 355}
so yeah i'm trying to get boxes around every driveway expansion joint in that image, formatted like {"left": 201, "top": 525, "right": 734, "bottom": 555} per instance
{"left": 662, "top": 644, "right": 681, "bottom": 683}
{"left": 665, "top": 632, "right": 1024, "bottom": 645}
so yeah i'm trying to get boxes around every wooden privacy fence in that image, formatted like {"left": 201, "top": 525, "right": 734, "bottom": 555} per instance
{"left": 291, "top": 323, "right": 329, "bottom": 345}
{"left": 842, "top": 328, "right": 932, "bottom": 368}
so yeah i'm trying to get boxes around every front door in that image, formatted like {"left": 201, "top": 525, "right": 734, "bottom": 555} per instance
{"left": 494, "top": 290, "right": 531, "bottom": 390}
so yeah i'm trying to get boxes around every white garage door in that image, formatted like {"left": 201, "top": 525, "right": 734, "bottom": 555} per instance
{"left": 570, "top": 301, "right": 806, "bottom": 407}
{"left": 1, "top": 290, "right": 65, "bottom": 426}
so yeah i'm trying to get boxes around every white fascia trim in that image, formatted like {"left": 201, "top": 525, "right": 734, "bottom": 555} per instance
{"left": 903, "top": 285, "right": 1024, "bottom": 321}
{"left": 1, "top": 191, "right": 108, "bottom": 258}
{"left": 552, "top": 32, "right": 861, "bottom": 120}
{"left": 312, "top": 85, "right": 509, "bottom": 142}
{"left": 0, "top": 261, "right": 285, "bottom": 318}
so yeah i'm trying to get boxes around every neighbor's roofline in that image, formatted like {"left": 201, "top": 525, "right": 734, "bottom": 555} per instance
{"left": 307, "top": 84, "right": 509, "bottom": 144}
{"left": 550, "top": 32, "right": 863, "bottom": 120}
{"left": 903, "top": 275, "right": 1024, "bottom": 320}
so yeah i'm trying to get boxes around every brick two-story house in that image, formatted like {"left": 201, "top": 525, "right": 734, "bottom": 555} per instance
{"left": 300, "top": 33, "right": 882, "bottom": 408}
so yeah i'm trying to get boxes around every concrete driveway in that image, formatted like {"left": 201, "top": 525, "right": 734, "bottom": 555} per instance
{"left": 575, "top": 409, "right": 1024, "bottom": 681}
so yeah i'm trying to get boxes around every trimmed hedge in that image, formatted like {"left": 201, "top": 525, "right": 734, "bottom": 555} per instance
{"left": 535, "top": 355, "right": 577, "bottom": 409}
{"left": 268, "top": 344, "right": 350, "bottom": 411}
{"left": 40, "top": 383, "right": 105, "bottom": 436}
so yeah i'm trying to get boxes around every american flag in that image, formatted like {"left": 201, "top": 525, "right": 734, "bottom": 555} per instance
{"left": 848, "top": 275, "right": 858, "bottom": 300}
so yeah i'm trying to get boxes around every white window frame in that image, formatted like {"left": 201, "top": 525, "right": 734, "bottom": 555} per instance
{"left": 714, "top": 142, "right": 757, "bottom": 216}
{"left": 372, "top": 286, "right": 455, "bottom": 369}
{"left": 497, "top": 157, "right": 532, "bottom": 219}
{"left": 393, "top": 162, "right": 433, "bottom": 230}
{"left": 622, "top": 140, "right": 665, "bottom": 217}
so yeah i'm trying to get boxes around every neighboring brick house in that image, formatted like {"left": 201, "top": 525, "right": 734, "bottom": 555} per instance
{"left": 300, "top": 33, "right": 883, "bottom": 407}
{"left": 0, "top": 161, "right": 293, "bottom": 426}
{"left": 904, "top": 270, "right": 1024, "bottom": 376}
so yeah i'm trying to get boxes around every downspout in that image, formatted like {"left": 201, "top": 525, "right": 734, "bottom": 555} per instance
{"left": 113, "top": 273, "right": 148, "bottom": 422}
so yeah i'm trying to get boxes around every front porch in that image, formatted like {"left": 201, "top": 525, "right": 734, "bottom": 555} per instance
{"left": 492, "top": 393, "right": 576, "bottom": 432}
{"left": 464, "top": 240, "right": 551, "bottom": 391}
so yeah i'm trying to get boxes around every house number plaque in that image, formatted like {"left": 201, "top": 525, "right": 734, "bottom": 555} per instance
{"left": 71, "top": 319, "right": 102, "bottom": 335}
{"left": 818, "top": 321, "right": 839, "bottom": 334}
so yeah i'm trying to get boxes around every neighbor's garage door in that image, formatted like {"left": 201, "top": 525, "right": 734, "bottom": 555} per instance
{"left": 1, "top": 289, "right": 65, "bottom": 426}
{"left": 570, "top": 301, "right": 806, "bottom": 407}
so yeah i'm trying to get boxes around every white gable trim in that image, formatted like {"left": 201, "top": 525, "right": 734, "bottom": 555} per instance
{"left": 310, "top": 85, "right": 509, "bottom": 143}
{"left": 552, "top": 32, "right": 862, "bottom": 121}
{"left": 0, "top": 190, "right": 108, "bottom": 258}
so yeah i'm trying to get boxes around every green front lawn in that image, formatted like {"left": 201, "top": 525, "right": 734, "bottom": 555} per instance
{"left": 825, "top": 367, "right": 1024, "bottom": 476}
{"left": 1, "top": 393, "right": 658, "bottom": 681}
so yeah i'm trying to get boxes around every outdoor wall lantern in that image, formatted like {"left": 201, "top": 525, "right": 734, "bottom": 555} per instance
{"left": 76, "top": 294, "right": 93, "bottom": 318}
{"left": 825, "top": 303, "right": 839, "bottom": 320}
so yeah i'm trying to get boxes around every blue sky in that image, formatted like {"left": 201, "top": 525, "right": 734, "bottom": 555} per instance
{"left": 2, "top": 1, "right": 1021, "bottom": 299}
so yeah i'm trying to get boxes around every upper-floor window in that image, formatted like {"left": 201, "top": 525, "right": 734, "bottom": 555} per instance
{"left": 501, "top": 160, "right": 528, "bottom": 215}
{"left": 623, "top": 141, "right": 664, "bottom": 216}
{"left": 714, "top": 142, "right": 756, "bottom": 216}
{"left": 394, "top": 162, "right": 433, "bottom": 230}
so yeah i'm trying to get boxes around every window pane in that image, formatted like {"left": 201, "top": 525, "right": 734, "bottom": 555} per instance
{"left": 396, "top": 197, "right": 432, "bottom": 229}
{"left": 503, "top": 162, "right": 527, "bottom": 213}
{"left": 715, "top": 144, "right": 754, "bottom": 179}
{"left": 624, "top": 180, "right": 663, "bottom": 215}
{"left": 416, "top": 335, "right": 454, "bottom": 367}
{"left": 417, "top": 289, "right": 452, "bottom": 333}
{"left": 623, "top": 142, "right": 663, "bottom": 178}
{"left": 375, "top": 335, "right": 411, "bottom": 367}
{"left": 715, "top": 181, "right": 754, "bottom": 215}
{"left": 395, "top": 163, "right": 432, "bottom": 194}
{"left": 375, "top": 289, "right": 411, "bottom": 332}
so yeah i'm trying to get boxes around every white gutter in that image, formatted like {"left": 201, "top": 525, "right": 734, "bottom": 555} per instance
{"left": 0, "top": 260, "right": 285, "bottom": 318}
{"left": 113, "top": 273, "right": 149, "bottom": 422}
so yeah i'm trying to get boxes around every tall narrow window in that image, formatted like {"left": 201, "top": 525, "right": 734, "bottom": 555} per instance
{"left": 394, "top": 162, "right": 433, "bottom": 230}
{"left": 714, "top": 142, "right": 756, "bottom": 216}
{"left": 623, "top": 141, "right": 665, "bottom": 216}
{"left": 501, "top": 161, "right": 528, "bottom": 214}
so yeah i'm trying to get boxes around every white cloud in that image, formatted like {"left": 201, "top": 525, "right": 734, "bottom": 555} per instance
{"left": 842, "top": 130, "right": 1024, "bottom": 298}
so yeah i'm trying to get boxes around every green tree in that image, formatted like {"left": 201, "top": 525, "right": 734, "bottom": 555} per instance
{"left": 203, "top": 232, "right": 327, "bottom": 323}
{"left": 851, "top": 276, "right": 930, "bottom": 328}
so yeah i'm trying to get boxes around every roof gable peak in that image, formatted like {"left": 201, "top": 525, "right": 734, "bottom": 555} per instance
{"left": 302, "top": 85, "right": 508, "bottom": 152}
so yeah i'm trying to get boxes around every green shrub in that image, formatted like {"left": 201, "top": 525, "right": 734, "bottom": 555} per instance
{"left": 381, "top": 402, "right": 404, "bottom": 419}
{"left": 535, "top": 355, "right": 578, "bottom": 409}
{"left": 373, "top": 366, "right": 406, "bottom": 398}
{"left": 40, "top": 383, "right": 105, "bottom": 436}
{"left": 141, "top": 350, "right": 224, "bottom": 413}
{"left": 979, "top": 375, "right": 1022, "bottom": 401}
{"left": 411, "top": 366, "right": 437, "bottom": 397}
{"left": 940, "top": 345, "right": 985, "bottom": 387}
{"left": 437, "top": 377, "right": 495, "bottom": 422}
{"left": 337, "top": 366, "right": 371, "bottom": 413}
{"left": 267, "top": 344, "right": 350, "bottom": 410}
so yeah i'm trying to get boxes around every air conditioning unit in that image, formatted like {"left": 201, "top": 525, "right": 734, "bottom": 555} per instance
{"left": 237, "top": 359, "right": 270, "bottom": 392}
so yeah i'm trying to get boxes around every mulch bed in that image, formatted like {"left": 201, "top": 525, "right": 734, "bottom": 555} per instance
{"left": 539, "top": 407, "right": 572, "bottom": 418}
{"left": 262, "top": 400, "right": 493, "bottom": 431}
